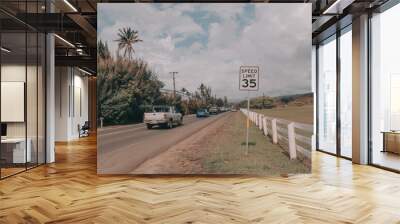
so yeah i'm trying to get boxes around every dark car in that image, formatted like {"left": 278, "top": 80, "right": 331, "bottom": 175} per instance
{"left": 196, "top": 109, "right": 210, "bottom": 117}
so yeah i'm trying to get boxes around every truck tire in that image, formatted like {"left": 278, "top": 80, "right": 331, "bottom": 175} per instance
{"left": 146, "top": 124, "right": 152, "bottom": 129}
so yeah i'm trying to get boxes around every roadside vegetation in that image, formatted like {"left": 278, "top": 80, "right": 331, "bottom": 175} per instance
{"left": 202, "top": 112, "right": 309, "bottom": 175}
{"left": 97, "top": 27, "right": 229, "bottom": 126}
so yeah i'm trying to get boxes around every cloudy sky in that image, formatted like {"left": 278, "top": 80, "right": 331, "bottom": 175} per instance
{"left": 98, "top": 3, "right": 311, "bottom": 102}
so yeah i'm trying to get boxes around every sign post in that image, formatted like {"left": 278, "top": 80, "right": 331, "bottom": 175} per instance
{"left": 246, "top": 90, "right": 250, "bottom": 155}
{"left": 239, "top": 66, "right": 259, "bottom": 155}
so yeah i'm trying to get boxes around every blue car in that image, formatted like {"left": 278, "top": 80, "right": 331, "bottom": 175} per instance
{"left": 196, "top": 109, "right": 210, "bottom": 118}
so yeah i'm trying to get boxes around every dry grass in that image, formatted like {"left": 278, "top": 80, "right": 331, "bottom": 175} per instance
{"left": 202, "top": 112, "right": 310, "bottom": 175}
{"left": 254, "top": 105, "right": 313, "bottom": 124}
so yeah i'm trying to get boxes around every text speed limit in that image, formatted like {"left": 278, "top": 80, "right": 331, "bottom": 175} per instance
{"left": 239, "top": 66, "right": 259, "bottom": 91}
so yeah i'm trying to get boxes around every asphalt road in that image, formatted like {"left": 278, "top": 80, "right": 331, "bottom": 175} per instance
{"left": 97, "top": 113, "right": 230, "bottom": 174}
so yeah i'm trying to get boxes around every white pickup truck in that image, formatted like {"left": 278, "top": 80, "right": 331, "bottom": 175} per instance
{"left": 144, "top": 106, "right": 183, "bottom": 129}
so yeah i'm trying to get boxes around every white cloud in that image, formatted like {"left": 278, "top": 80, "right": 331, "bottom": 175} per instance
{"left": 98, "top": 3, "right": 311, "bottom": 102}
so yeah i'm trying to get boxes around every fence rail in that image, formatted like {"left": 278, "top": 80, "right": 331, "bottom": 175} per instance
{"left": 240, "top": 109, "right": 313, "bottom": 167}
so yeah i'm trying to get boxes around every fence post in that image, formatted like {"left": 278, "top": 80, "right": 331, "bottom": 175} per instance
{"left": 257, "top": 114, "right": 260, "bottom": 129}
{"left": 263, "top": 117, "right": 268, "bottom": 136}
{"left": 287, "top": 122, "right": 297, "bottom": 159}
{"left": 272, "top": 119, "right": 278, "bottom": 144}
{"left": 259, "top": 114, "right": 263, "bottom": 130}
{"left": 256, "top": 113, "right": 260, "bottom": 127}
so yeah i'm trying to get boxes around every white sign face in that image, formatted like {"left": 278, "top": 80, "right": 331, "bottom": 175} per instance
{"left": 239, "top": 66, "right": 259, "bottom": 91}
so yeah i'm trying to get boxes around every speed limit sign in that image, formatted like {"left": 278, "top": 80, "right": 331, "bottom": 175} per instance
{"left": 239, "top": 66, "right": 259, "bottom": 153}
{"left": 239, "top": 66, "right": 259, "bottom": 91}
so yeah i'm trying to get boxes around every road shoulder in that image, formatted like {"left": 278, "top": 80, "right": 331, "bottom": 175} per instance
{"left": 131, "top": 113, "right": 233, "bottom": 174}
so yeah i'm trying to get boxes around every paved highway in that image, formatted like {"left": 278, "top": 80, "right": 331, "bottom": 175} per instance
{"left": 97, "top": 113, "right": 229, "bottom": 174}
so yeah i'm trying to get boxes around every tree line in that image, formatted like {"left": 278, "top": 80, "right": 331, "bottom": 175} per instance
{"left": 98, "top": 27, "right": 229, "bottom": 126}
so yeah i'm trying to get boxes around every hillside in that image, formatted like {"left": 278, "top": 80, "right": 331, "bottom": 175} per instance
{"left": 238, "top": 92, "right": 313, "bottom": 109}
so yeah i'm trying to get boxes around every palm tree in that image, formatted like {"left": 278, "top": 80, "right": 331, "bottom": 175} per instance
{"left": 115, "top": 27, "right": 142, "bottom": 60}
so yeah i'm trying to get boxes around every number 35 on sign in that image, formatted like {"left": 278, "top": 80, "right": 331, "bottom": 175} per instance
{"left": 239, "top": 66, "right": 259, "bottom": 91}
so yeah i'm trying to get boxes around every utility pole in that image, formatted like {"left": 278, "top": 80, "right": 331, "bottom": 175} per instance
{"left": 170, "top": 71, "right": 178, "bottom": 101}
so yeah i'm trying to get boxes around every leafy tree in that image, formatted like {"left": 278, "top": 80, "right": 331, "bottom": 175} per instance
{"left": 223, "top": 96, "right": 228, "bottom": 106}
{"left": 115, "top": 27, "right": 142, "bottom": 60}
{"left": 216, "top": 98, "right": 224, "bottom": 107}
{"left": 98, "top": 38, "right": 163, "bottom": 125}
{"left": 198, "top": 83, "right": 213, "bottom": 106}
{"left": 238, "top": 95, "right": 274, "bottom": 109}
{"left": 98, "top": 40, "right": 111, "bottom": 59}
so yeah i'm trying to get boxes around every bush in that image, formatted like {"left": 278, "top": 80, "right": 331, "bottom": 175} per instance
{"left": 97, "top": 56, "right": 164, "bottom": 125}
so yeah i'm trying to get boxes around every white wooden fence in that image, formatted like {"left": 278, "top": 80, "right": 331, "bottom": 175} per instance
{"left": 240, "top": 109, "right": 313, "bottom": 167}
